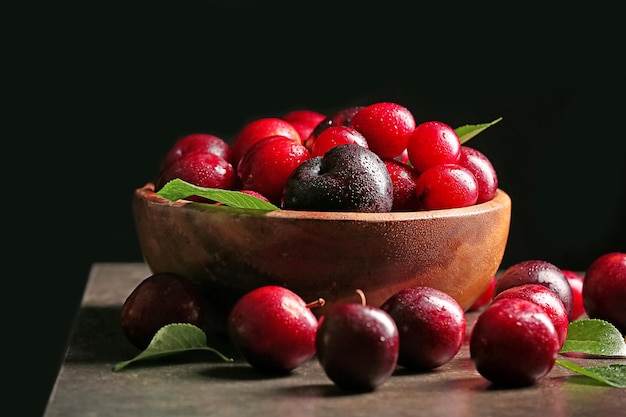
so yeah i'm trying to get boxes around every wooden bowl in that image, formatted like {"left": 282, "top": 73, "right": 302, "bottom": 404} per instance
{"left": 132, "top": 183, "right": 511, "bottom": 333}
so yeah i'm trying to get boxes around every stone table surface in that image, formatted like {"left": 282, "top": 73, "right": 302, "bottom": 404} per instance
{"left": 45, "top": 263, "right": 625, "bottom": 417}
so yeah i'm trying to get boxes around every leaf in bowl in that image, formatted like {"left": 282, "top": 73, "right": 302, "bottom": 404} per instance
{"left": 455, "top": 117, "right": 502, "bottom": 144}
{"left": 156, "top": 178, "right": 279, "bottom": 210}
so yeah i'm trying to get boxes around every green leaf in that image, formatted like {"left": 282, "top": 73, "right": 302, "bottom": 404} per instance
{"left": 556, "top": 360, "right": 626, "bottom": 388}
{"left": 560, "top": 319, "right": 626, "bottom": 357}
{"left": 113, "top": 323, "right": 233, "bottom": 371}
{"left": 455, "top": 117, "right": 503, "bottom": 144}
{"left": 156, "top": 178, "right": 279, "bottom": 210}
{"left": 555, "top": 319, "right": 626, "bottom": 388}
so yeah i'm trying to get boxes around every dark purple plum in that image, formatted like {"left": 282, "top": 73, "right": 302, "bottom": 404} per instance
{"left": 282, "top": 144, "right": 394, "bottom": 212}
{"left": 315, "top": 301, "right": 399, "bottom": 391}
{"left": 121, "top": 273, "right": 205, "bottom": 350}
{"left": 380, "top": 286, "right": 465, "bottom": 370}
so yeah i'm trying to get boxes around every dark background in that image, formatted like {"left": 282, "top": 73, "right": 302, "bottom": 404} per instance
{"left": 12, "top": 2, "right": 624, "bottom": 415}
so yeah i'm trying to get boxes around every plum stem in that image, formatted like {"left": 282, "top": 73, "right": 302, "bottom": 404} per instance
{"left": 306, "top": 298, "right": 326, "bottom": 309}
{"left": 356, "top": 289, "right": 366, "bottom": 306}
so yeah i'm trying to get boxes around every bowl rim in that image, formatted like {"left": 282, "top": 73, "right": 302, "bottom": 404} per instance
{"left": 135, "top": 183, "right": 511, "bottom": 222}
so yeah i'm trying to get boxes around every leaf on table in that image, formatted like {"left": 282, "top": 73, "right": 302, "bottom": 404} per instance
{"left": 554, "top": 318, "right": 626, "bottom": 388}
{"left": 156, "top": 178, "right": 279, "bottom": 210}
{"left": 556, "top": 360, "right": 626, "bottom": 388}
{"left": 455, "top": 117, "right": 502, "bottom": 144}
{"left": 559, "top": 319, "right": 626, "bottom": 358}
{"left": 113, "top": 323, "right": 233, "bottom": 371}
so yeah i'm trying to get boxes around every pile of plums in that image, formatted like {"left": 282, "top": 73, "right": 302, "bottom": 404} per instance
{"left": 154, "top": 102, "right": 498, "bottom": 212}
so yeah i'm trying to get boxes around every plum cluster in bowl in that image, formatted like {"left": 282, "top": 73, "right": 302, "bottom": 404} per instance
{"left": 132, "top": 183, "right": 511, "bottom": 333}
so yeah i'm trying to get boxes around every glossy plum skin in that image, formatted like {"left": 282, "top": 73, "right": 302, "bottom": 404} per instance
{"left": 380, "top": 286, "right": 466, "bottom": 370}
{"left": 493, "top": 283, "right": 569, "bottom": 348}
{"left": 351, "top": 102, "right": 416, "bottom": 159}
{"left": 236, "top": 135, "right": 311, "bottom": 205}
{"left": 282, "top": 144, "right": 394, "bottom": 212}
{"left": 414, "top": 163, "right": 479, "bottom": 210}
{"left": 305, "top": 105, "right": 364, "bottom": 149}
{"left": 230, "top": 117, "right": 301, "bottom": 168}
{"left": 160, "top": 133, "right": 231, "bottom": 170}
{"left": 494, "top": 260, "right": 574, "bottom": 320}
{"left": 583, "top": 252, "right": 626, "bottom": 334}
{"left": 407, "top": 121, "right": 461, "bottom": 174}
{"left": 282, "top": 109, "right": 326, "bottom": 143}
{"left": 316, "top": 303, "right": 399, "bottom": 391}
{"left": 567, "top": 278, "right": 585, "bottom": 321}
{"left": 562, "top": 270, "right": 585, "bottom": 320}
{"left": 227, "top": 286, "right": 319, "bottom": 373}
{"left": 470, "top": 297, "right": 560, "bottom": 386}
{"left": 384, "top": 159, "right": 420, "bottom": 211}
{"left": 310, "top": 125, "right": 368, "bottom": 157}
{"left": 120, "top": 273, "right": 205, "bottom": 350}
{"left": 458, "top": 145, "right": 498, "bottom": 204}
{"left": 155, "top": 151, "right": 236, "bottom": 202}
